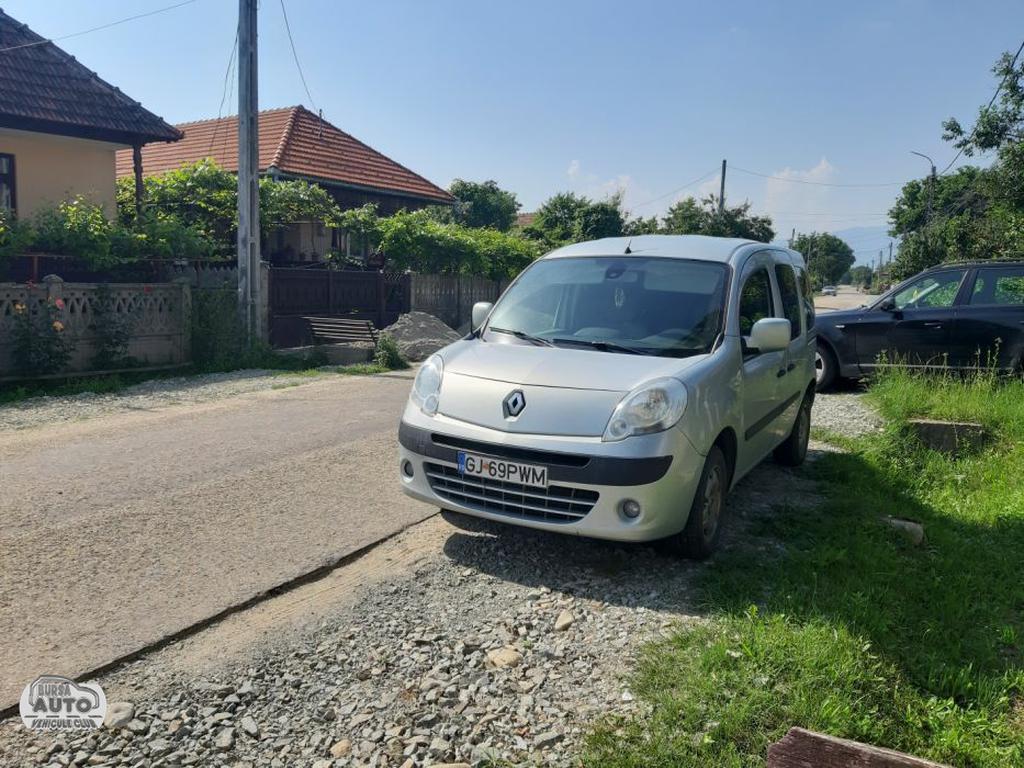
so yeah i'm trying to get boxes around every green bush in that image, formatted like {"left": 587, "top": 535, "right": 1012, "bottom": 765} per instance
{"left": 32, "top": 196, "right": 115, "bottom": 268}
{"left": 373, "top": 333, "right": 408, "bottom": 370}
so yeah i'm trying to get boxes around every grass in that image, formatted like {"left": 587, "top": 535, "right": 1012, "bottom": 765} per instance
{"left": 585, "top": 369, "right": 1024, "bottom": 767}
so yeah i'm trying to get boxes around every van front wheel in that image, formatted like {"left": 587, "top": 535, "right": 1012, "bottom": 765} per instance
{"left": 660, "top": 445, "right": 728, "bottom": 560}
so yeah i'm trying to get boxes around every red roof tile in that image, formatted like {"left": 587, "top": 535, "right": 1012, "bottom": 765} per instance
{"left": 0, "top": 9, "right": 181, "bottom": 144}
{"left": 116, "top": 106, "right": 452, "bottom": 203}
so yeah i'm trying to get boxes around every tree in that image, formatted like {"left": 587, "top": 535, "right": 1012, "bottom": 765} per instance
{"left": 661, "top": 195, "right": 775, "bottom": 242}
{"left": 942, "top": 48, "right": 1024, "bottom": 157}
{"left": 447, "top": 179, "right": 520, "bottom": 231}
{"left": 524, "top": 192, "right": 625, "bottom": 247}
{"left": 847, "top": 265, "right": 874, "bottom": 288}
{"left": 792, "top": 232, "right": 854, "bottom": 286}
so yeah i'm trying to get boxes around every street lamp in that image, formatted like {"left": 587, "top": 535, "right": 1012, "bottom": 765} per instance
{"left": 910, "top": 151, "right": 937, "bottom": 224}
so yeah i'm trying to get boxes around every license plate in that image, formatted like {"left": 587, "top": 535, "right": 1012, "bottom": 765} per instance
{"left": 457, "top": 451, "right": 548, "bottom": 488}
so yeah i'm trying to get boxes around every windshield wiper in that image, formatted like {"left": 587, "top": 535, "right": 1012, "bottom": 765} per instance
{"left": 488, "top": 327, "right": 554, "bottom": 346}
{"left": 551, "top": 338, "right": 649, "bottom": 355}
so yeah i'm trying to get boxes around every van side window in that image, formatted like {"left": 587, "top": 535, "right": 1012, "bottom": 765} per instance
{"left": 774, "top": 264, "right": 801, "bottom": 339}
{"left": 795, "top": 264, "right": 815, "bottom": 330}
{"left": 738, "top": 268, "right": 774, "bottom": 336}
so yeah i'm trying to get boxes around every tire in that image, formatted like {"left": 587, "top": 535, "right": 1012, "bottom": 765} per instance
{"left": 774, "top": 392, "right": 812, "bottom": 467}
{"left": 815, "top": 342, "right": 838, "bottom": 392}
{"left": 660, "top": 445, "right": 729, "bottom": 560}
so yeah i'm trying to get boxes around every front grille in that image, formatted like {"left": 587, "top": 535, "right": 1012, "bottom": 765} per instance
{"left": 424, "top": 462, "right": 599, "bottom": 524}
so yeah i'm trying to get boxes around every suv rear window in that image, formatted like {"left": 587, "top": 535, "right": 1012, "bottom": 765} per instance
{"left": 970, "top": 266, "right": 1024, "bottom": 306}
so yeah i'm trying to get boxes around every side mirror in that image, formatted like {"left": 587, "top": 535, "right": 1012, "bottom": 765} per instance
{"left": 471, "top": 301, "right": 493, "bottom": 332}
{"left": 878, "top": 298, "right": 896, "bottom": 312}
{"left": 748, "top": 318, "right": 791, "bottom": 353}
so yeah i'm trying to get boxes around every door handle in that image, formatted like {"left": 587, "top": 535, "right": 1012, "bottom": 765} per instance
{"left": 786, "top": 362, "right": 796, "bottom": 372}
{"left": 777, "top": 368, "right": 787, "bottom": 378}
{"left": 923, "top": 322, "right": 943, "bottom": 328}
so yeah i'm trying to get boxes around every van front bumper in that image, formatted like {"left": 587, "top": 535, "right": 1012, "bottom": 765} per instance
{"left": 397, "top": 414, "right": 706, "bottom": 543}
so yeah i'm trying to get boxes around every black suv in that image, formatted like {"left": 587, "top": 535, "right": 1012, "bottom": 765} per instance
{"left": 814, "top": 261, "right": 1024, "bottom": 390}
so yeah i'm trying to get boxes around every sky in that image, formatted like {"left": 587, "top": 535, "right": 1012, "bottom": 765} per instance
{"left": 4, "top": 0, "right": 1023, "bottom": 264}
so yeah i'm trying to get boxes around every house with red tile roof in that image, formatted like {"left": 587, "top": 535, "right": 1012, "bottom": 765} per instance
{"left": 116, "top": 106, "right": 453, "bottom": 264}
{"left": 0, "top": 9, "right": 180, "bottom": 220}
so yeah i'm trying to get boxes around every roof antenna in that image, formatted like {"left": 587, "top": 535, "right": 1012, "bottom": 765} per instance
{"left": 317, "top": 108, "right": 324, "bottom": 139}
{"left": 624, "top": 238, "right": 632, "bottom": 255}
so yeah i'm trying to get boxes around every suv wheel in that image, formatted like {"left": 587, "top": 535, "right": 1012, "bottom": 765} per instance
{"left": 661, "top": 446, "right": 728, "bottom": 560}
{"left": 774, "top": 392, "right": 812, "bottom": 467}
{"left": 815, "top": 343, "right": 838, "bottom": 392}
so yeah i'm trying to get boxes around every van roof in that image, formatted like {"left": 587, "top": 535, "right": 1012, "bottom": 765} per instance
{"left": 542, "top": 234, "right": 776, "bottom": 264}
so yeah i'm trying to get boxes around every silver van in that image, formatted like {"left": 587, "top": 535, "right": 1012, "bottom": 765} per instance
{"left": 398, "top": 235, "right": 816, "bottom": 557}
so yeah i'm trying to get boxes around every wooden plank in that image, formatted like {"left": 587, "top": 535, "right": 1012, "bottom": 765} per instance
{"left": 767, "top": 728, "right": 950, "bottom": 768}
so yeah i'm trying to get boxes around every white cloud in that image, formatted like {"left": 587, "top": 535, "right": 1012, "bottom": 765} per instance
{"left": 563, "top": 160, "right": 655, "bottom": 215}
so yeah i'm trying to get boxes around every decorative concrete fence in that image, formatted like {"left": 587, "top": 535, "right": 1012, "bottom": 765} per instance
{"left": 0, "top": 276, "right": 191, "bottom": 379}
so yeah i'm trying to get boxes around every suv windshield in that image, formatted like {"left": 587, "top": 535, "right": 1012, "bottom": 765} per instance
{"left": 484, "top": 256, "right": 728, "bottom": 357}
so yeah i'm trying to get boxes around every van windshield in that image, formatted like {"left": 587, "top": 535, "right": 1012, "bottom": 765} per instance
{"left": 483, "top": 256, "right": 728, "bottom": 357}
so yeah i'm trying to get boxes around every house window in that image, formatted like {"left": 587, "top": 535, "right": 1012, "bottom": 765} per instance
{"left": 0, "top": 154, "right": 15, "bottom": 214}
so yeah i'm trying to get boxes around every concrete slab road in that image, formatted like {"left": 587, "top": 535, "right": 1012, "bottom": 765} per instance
{"left": 0, "top": 372, "right": 430, "bottom": 711}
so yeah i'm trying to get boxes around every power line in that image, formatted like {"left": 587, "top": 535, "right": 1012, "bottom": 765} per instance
{"left": 279, "top": 0, "right": 317, "bottom": 111}
{"left": 630, "top": 169, "right": 719, "bottom": 210}
{"left": 207, "top": 29, "right": 240, "bottom": 157}
{"left": 0, "top": 0, "right": 200, "bottom": 54}
{"left": 731, "top": 165, "right": 904, "bottom": 188}
{"left": 939, "top": 37, "right": 1024, "bottom": 175}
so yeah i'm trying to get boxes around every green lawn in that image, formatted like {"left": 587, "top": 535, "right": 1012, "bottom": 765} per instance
{"left": 585, "top": 370, "right": 1024, "bottom": 767}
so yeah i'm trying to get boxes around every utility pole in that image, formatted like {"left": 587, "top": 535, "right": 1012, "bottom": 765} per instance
{"left": 789, "top": 227, "right": 795, "bottom": 248}
{"left": 718, "top": 159, "right": 727, "bottom": 213}
{"left": 237, "top": 0, "right": 261, "bottom": 342}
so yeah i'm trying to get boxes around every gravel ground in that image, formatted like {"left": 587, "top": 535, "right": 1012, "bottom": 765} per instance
{"left": 811, "top": 390, "right": 881, "bottom": 437}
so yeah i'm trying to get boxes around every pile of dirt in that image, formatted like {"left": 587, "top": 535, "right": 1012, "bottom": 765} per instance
{"left": 381, "top": 311, "right": 462, "bottom": 361}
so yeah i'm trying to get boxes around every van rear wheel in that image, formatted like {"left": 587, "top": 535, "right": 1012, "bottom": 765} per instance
{"left": 774, "top": 392, "right": 812, "bottom": 467}
{"left": 660, "top": 445, "right": 728, "bottom": 560}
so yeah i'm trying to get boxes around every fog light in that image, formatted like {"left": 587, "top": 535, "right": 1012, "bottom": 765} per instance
{"left": 401, "top": 460, "right": 415, "bottom": 479}
{"left": 621, "top": 499, "right": 641, "bottom": 519}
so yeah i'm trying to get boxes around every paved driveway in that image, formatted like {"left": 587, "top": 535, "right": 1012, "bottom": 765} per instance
{"left": 0, "top": 372, "right": 429, "bottom": 710}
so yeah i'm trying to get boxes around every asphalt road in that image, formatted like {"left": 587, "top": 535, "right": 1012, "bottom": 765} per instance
{"left": 814, "top": 284, "right": 869, "bottom": 311}
{"left": 0, "top": 373, "right": 430, "bottom": 710}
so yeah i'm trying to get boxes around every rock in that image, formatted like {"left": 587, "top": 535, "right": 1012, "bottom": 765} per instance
{"left": 329, "top": 738, "right": 351, "bottom": 758}
{"left": 214, "top": 728, "right": 235, "bottom": 751}
{"left": 485, "top": 646, "right": 523, "bottom": 669}
{"left": 553, "top": 610, "right": 575, "bottom": 632}
{"left": 533, "top": 730, "right": 563, "bottom": 749}
{"left": 909, "top": 418, "right": 987, "bottom": 455}
{"left": 884, "top": 516, "right": 926, "bottom": 546}
{"left": 381, "top": 312, "right": 461, "bottom": 362}
{"left": 430, "top": 764, "right": 471, "bottom": 768}
{"left": 103, "top": 702, "right": 135, "bottom": 729}
{"left": 126, "top": 719, "right": 148, "bottom": 734}
{"left": 311, "top": 761, "right": 332, "bottom": 768}
{"left": 239, "top": 715, "right": 259, "bottom": 738}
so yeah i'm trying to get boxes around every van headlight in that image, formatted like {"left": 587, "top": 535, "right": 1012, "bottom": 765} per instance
{"left": 603, "top": 378, "right": 687, "bottom": 441}
{"left": 410, "top": 354, "right": 444, "bottom": 416}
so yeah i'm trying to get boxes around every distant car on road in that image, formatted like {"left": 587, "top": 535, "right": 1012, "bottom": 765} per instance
{"left": 814, "top": 261, "right": 1024, "bottom": 390}
{"left": 821, "top": 285, "right": 837, "bottom": 296}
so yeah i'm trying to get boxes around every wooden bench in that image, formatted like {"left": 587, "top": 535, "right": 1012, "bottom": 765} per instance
{"left": 302, "top": 316, "right": 378, "bottom": 345}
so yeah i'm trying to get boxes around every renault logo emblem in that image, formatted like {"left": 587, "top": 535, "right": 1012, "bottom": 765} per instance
{"left": 503, "top": 389, "right": 526, "bottom": 418}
